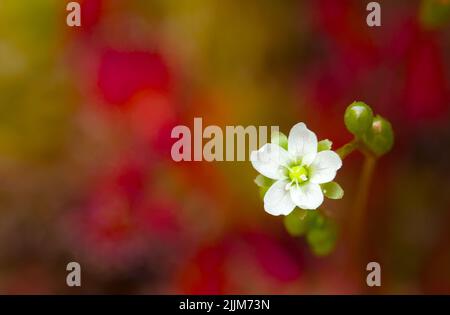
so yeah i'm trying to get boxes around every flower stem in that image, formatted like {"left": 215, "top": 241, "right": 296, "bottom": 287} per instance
{"left": 336, "top": 139, "right": 359, "bottom": 159}
{"left": 337, "top": 138, "right": 380, "bottom": 289}
{"left": 352, "top": 154, "right": 376, "bottom": 245}
{"left": 348, "top": 153, "right": 377, "bottom": 287}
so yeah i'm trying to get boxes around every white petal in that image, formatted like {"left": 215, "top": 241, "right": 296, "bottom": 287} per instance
{"left": 263, "top": 180, "right": 296, "bottom": 216}
{"left": 309, "top": 150, "right": 342, "bottom": 184}
{"left": 289, "top": 182, "right": 324, "bottom": 210}
{"left": 301, "top": 152, "right": 316, "bottom": 166}
{"left": 250, "top": 143, "right": 291, "bottom": 180}
{"left": 288, "top": 122, "right": 318, "bottom": 162}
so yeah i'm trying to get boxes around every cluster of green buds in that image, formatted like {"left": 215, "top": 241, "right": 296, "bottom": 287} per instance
{"left": 344, "top": 101, "right": 394, "bottom": 156}
{"left": 284, "top": 209, "right": 337, "bottom": 256}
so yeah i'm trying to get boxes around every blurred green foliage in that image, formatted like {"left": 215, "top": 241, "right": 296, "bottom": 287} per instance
{"left": 0, "top": 0, "right": 75, "bottom": 161}
{"left": 420, "top": 0, "right": 450, "bottom": 29}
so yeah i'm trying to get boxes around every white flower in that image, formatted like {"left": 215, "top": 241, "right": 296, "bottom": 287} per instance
{"left": 251, "top": 123, "right": 342, "bottom": 216}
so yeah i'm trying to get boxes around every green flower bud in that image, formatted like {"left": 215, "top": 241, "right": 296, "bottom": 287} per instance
{"left": 271, "top": 131, "right": 288, "bottom": 150}
{"left": 321, "top": 182, "right": 344, "bottom": 200}
{"left": 283, "top": 209, "right": 309, "bottom": 236}
{"left": 254, "top": 174, "right": 271, "bottom": 187}
{"left": 307, "top": 211, "right": 325, "bottom": 229}
{"left": 317, "top": 139, "right": 333, "bottom": 152}
{"left": 306, "top": 220, "right": 337, "bottom": 256}
{"left": 363, "top": 115, "right": 394, "bottom": 156}
{"left": 344, "top": 101, "right": 374, "bottom": 137}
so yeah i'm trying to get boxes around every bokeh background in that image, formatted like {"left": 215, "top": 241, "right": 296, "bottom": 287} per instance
{"left": 0, "top": 0, "right": 449, "bottom": 294}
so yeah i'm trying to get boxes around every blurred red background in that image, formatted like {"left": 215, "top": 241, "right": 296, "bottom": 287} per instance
{"left": 0, "top": 0, "right": 449, "bottom": 294}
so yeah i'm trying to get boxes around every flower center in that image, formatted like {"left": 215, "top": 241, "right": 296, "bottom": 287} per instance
{"left": 288, "top": 165, "right": 309, "bottom": 184}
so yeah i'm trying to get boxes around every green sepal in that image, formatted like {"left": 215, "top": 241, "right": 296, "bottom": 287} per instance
{"left": 318, "top": 139, "right": 333, "bottom": 152}
{"left": 254, "top": 174, "right": 271, "bottom": 187}
{"left": 321, "top": 182, "right": 344, "bottom": 199}
{"left": 255, "top": 174, "right": 274, "bottom": 199}
{"left": 271, "top": 131, "right": 288, "bottom": 150}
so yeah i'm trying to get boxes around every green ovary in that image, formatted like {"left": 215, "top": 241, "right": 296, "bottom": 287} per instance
{"left": 289, "top": 165, "right": 309, "bottom": 183}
